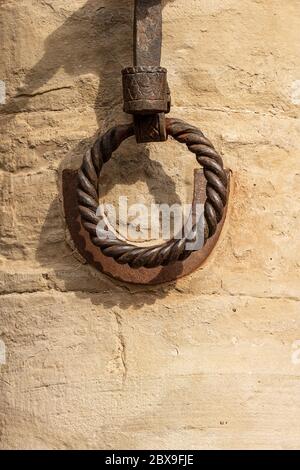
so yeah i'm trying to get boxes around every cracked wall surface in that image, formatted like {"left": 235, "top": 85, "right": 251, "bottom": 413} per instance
{"left": 0, "top": 0, "right": 300, "bottom": 450}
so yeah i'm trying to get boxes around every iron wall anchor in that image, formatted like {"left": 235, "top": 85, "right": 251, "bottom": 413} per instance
{"left": 62, "top": 0, "right": 230, "bottom": 284}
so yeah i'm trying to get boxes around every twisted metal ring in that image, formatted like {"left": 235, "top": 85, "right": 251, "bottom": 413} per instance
{"left": 77, "top": 118, "right": 228, "bottom": 269}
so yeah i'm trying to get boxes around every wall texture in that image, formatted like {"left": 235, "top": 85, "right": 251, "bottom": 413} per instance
{"left": 0, "top": 0, "right": 300, "bottom": 450}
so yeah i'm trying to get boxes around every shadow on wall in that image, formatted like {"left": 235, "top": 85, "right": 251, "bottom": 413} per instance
{"left": 4, "top": 0, "right": 176, "bottom": 128}
{"left": 5, "top": 0, "right": 181, "bottom": 308}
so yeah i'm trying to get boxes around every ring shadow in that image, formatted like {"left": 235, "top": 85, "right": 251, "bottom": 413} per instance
{"left": 6, "top": 0, "right": 181, "bottom": 309}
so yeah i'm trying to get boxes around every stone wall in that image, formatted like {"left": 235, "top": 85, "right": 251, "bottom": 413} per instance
{"left": 0, "top": 0, "right": 299, "bottom": 449}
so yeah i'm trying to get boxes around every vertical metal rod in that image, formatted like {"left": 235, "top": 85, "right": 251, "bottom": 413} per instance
{"left": 134, "top": 0, "right": 162, "bottom": 67}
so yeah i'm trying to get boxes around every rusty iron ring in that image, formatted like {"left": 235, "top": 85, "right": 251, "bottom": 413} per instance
{"left": 77, "top": 118, "right": 228, "bottom": 269}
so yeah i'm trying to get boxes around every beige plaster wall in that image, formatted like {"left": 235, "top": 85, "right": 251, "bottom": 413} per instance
{"left": 0, "top": 0, "right": 299, "bottom": 449}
